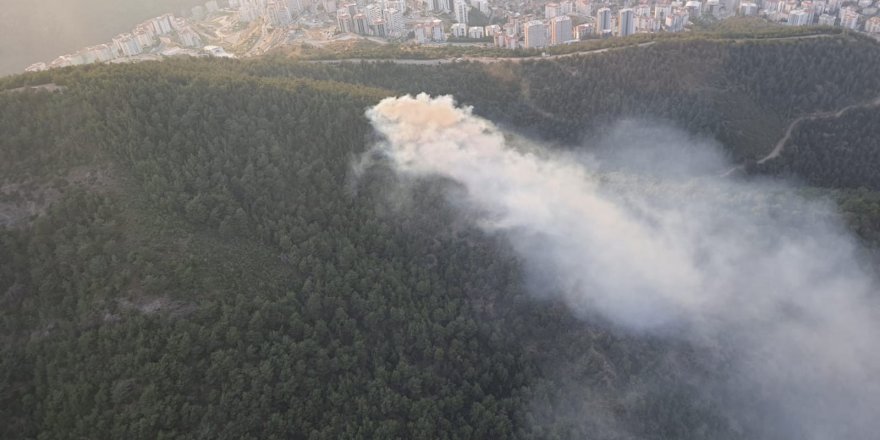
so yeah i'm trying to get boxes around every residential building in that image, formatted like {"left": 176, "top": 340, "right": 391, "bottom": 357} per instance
{"left": 788, "top": 9, "right": 810, "bottom": 25}
{"left": 866, "top": 16, "right": 880, "bottom": 32}
{"left": 451, "top": 22, "right": 468, "bottom": 37}
{"left": 372, "top": 19, "right": 387, "bottom": 37}
{"left": 596, "top": 7, "right": 612, "bottom": 35}
{"left": 818, "top": 13, "right": 836, "bottom": 25}
{"left": 665, "top": 10, "right": 688, "bottom": 31}
{"left": 685, "top": 1, "right": 702, "bottom": 16}
{"left": 559, "top": 0, "right": 574, "bottom": 14}
{"left": 455, "top": 0, "right": 470, "bottom": 24}
{"left": 655, "top": 5, "right": 672, "bottom": 21}
{"left": 384, "top": 8, "right": 404, "bottom": 36}
{"left": 353, "top": 13, "right": 369, "bottom": 34}
{"left": 840, "top": 9, "right": 860, "bottom": 29}
{"left": 432, "top": 19, "right": 445, "bottom": 40}
{"left": 337, "top": 10, "right": 354, "bottom": 32}
{"left": 134, "top": 29, "right": 156, "bottom": 48}
{"left": 178, "top": 28, "right": 203, "bottom": 47}
{"left": 112, "top": 34, "right": 143, "bottom": 57}
{"left": 414, "top": 24, "right": 428, "bottom": 42}
{"left": 152, "top": 14, "right": 174, "bottom": 35}
{"left": 550, "top": 15, "right": 573, "bottom": 44}
{"left": 740, "top": 2, "right": 758, "bottom": 15}
{"left": 619, "top": 8, "right": 635, "bottom": 36}
{"left": 575, "top": 23, "right": 592, "bottom": 39}
{"left": 524, "top": 20, "right": 547, "bottom": 48}
{"left": 365, "top": 4, "right": 382, "bottom": 23}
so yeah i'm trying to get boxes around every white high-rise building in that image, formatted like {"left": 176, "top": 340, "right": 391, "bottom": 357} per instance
{"left": 178, "top": 28, "right": 203, "bottom": 47}
{"left": 451, "top": 22, "right": 468, "bottom": 37}
{"left": 90, "top": 44, "right": 116, "bottom": 62}
{"left": 455, "top": 0, "right": 470, "bottom": 24}
{"left": 414, "top": 24, "right": 428, "bottom": 43}
{"left": 134, "top": 30, "right": 155, "bottom": 48}
{"left": 112, "top": 34, "right": 143, "bottom": 57}
{"left": 666, "top": 10, "right": 688, "bottom": 31}
{"left": 559, "top": 0, "right": 574, "bottom": 14}
{"left": 550, "top": 15, "right": 573, "bottom": 45}
{"left": 353, "top": 13, "right": 369, "bottom": 34}
{"left": 618, "top": 8, "right": 635, "bottom": 36}
{"left": 596, "top": 7, "right": 612, "bottom": 35}
{"left": 425, "top": 0, "right": 450, "bottom": 12}
{"left": 866, "top": 16, "right": 880, "bottom": 32}
{"left": 788, "top": 9, "right": 810, "bottom": 25}
{"left": 705, "top": 0, "right": 721, "bottom": 17}
{"left": 431, "top": 19, "right": 445, "bottom": 40}
{"left": 840, "top": 10, "right": 860, "bottom": 29}
{"left": 545, "top": 2, "right": 560, "bottom": 18}
{"left": 384, "top": 8, "right": 404, "bottom": 36}
{"left": 152, "top": 14, "right": 174, "bottom": 35}
{"left": 365, "top": 4, "right": 382, "bottom": 23}
{"left": 524, "top": 20, "right": 546, "bottom": 48}
{"left": 372, "top": 19, "right": 387, "bottom": 37}
{"left": 818, "top": 13, "right": 836, "bottom": 25}
{"left": 337, "top": 10, "right": 353, "bottom": 32}
{"left": 655, "top": 5, "right": 672, "bottom": 21}
{"left": 575, "top": 23, "right": 592, "bottom": 39}
{"left": 740, "top": 2, "right": 758, "bottom": 15}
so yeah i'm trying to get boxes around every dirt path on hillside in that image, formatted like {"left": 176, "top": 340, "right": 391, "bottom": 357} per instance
{"left": 756, "top": 94, "right": 880, "bottom": 165}
{"left": 721, "top": 93, "right": 880, "bottom": 177}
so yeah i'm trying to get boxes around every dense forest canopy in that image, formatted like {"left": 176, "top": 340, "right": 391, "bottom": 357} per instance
{"left": 2, "top": 33, "right": 880, "bottom": 439}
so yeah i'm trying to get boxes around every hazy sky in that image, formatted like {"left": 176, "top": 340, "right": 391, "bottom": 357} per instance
{"left": 0, "top": 0, "right": 204, "bottom": 76}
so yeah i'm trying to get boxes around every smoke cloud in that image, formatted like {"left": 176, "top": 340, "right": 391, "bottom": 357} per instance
{"left": 363, "top": 94, "right": 880, "bottom": 439}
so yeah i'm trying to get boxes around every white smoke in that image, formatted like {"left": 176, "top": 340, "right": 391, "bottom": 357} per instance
{"left": 363, "top": 94, "right": 880, "bottom": 439}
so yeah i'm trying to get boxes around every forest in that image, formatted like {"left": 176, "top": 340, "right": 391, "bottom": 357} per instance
{"left": 2, "top": 32, "right": 880, "bottom": 439}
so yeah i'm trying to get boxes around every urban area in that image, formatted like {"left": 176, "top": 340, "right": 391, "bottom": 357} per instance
{"left": 27, "top": 0, "right": 880, "bottom": 71}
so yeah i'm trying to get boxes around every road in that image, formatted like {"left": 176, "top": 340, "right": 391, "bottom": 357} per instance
{"left": 3, "top": 83, "right": 66, "bottom": 94}
{"left": 308, "top": 41, "right": 658, "bottom": 66}
{"left": 720, "top": 92, "right": 880, "bottom": 177}
{"left": 756, "top": 94, "right": 880, "bottom": 165}
{"left": 307, "top": 33, "right": 839, "bottom": 66}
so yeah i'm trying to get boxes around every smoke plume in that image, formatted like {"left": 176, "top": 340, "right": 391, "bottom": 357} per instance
{"left": 363, "top": 94, "right": 880, "bottom": 439}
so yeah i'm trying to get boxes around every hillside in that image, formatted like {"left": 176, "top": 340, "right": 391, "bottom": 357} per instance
{"left": 2, "top": 34, "right": 880, "bottom": 439}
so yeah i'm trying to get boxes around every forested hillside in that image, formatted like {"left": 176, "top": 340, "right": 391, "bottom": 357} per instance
{"left": 2, "top": 33, "right": 880, "bottom": 439}
{"left": 256, "top": 33, "right": 880, "bottom": 159}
